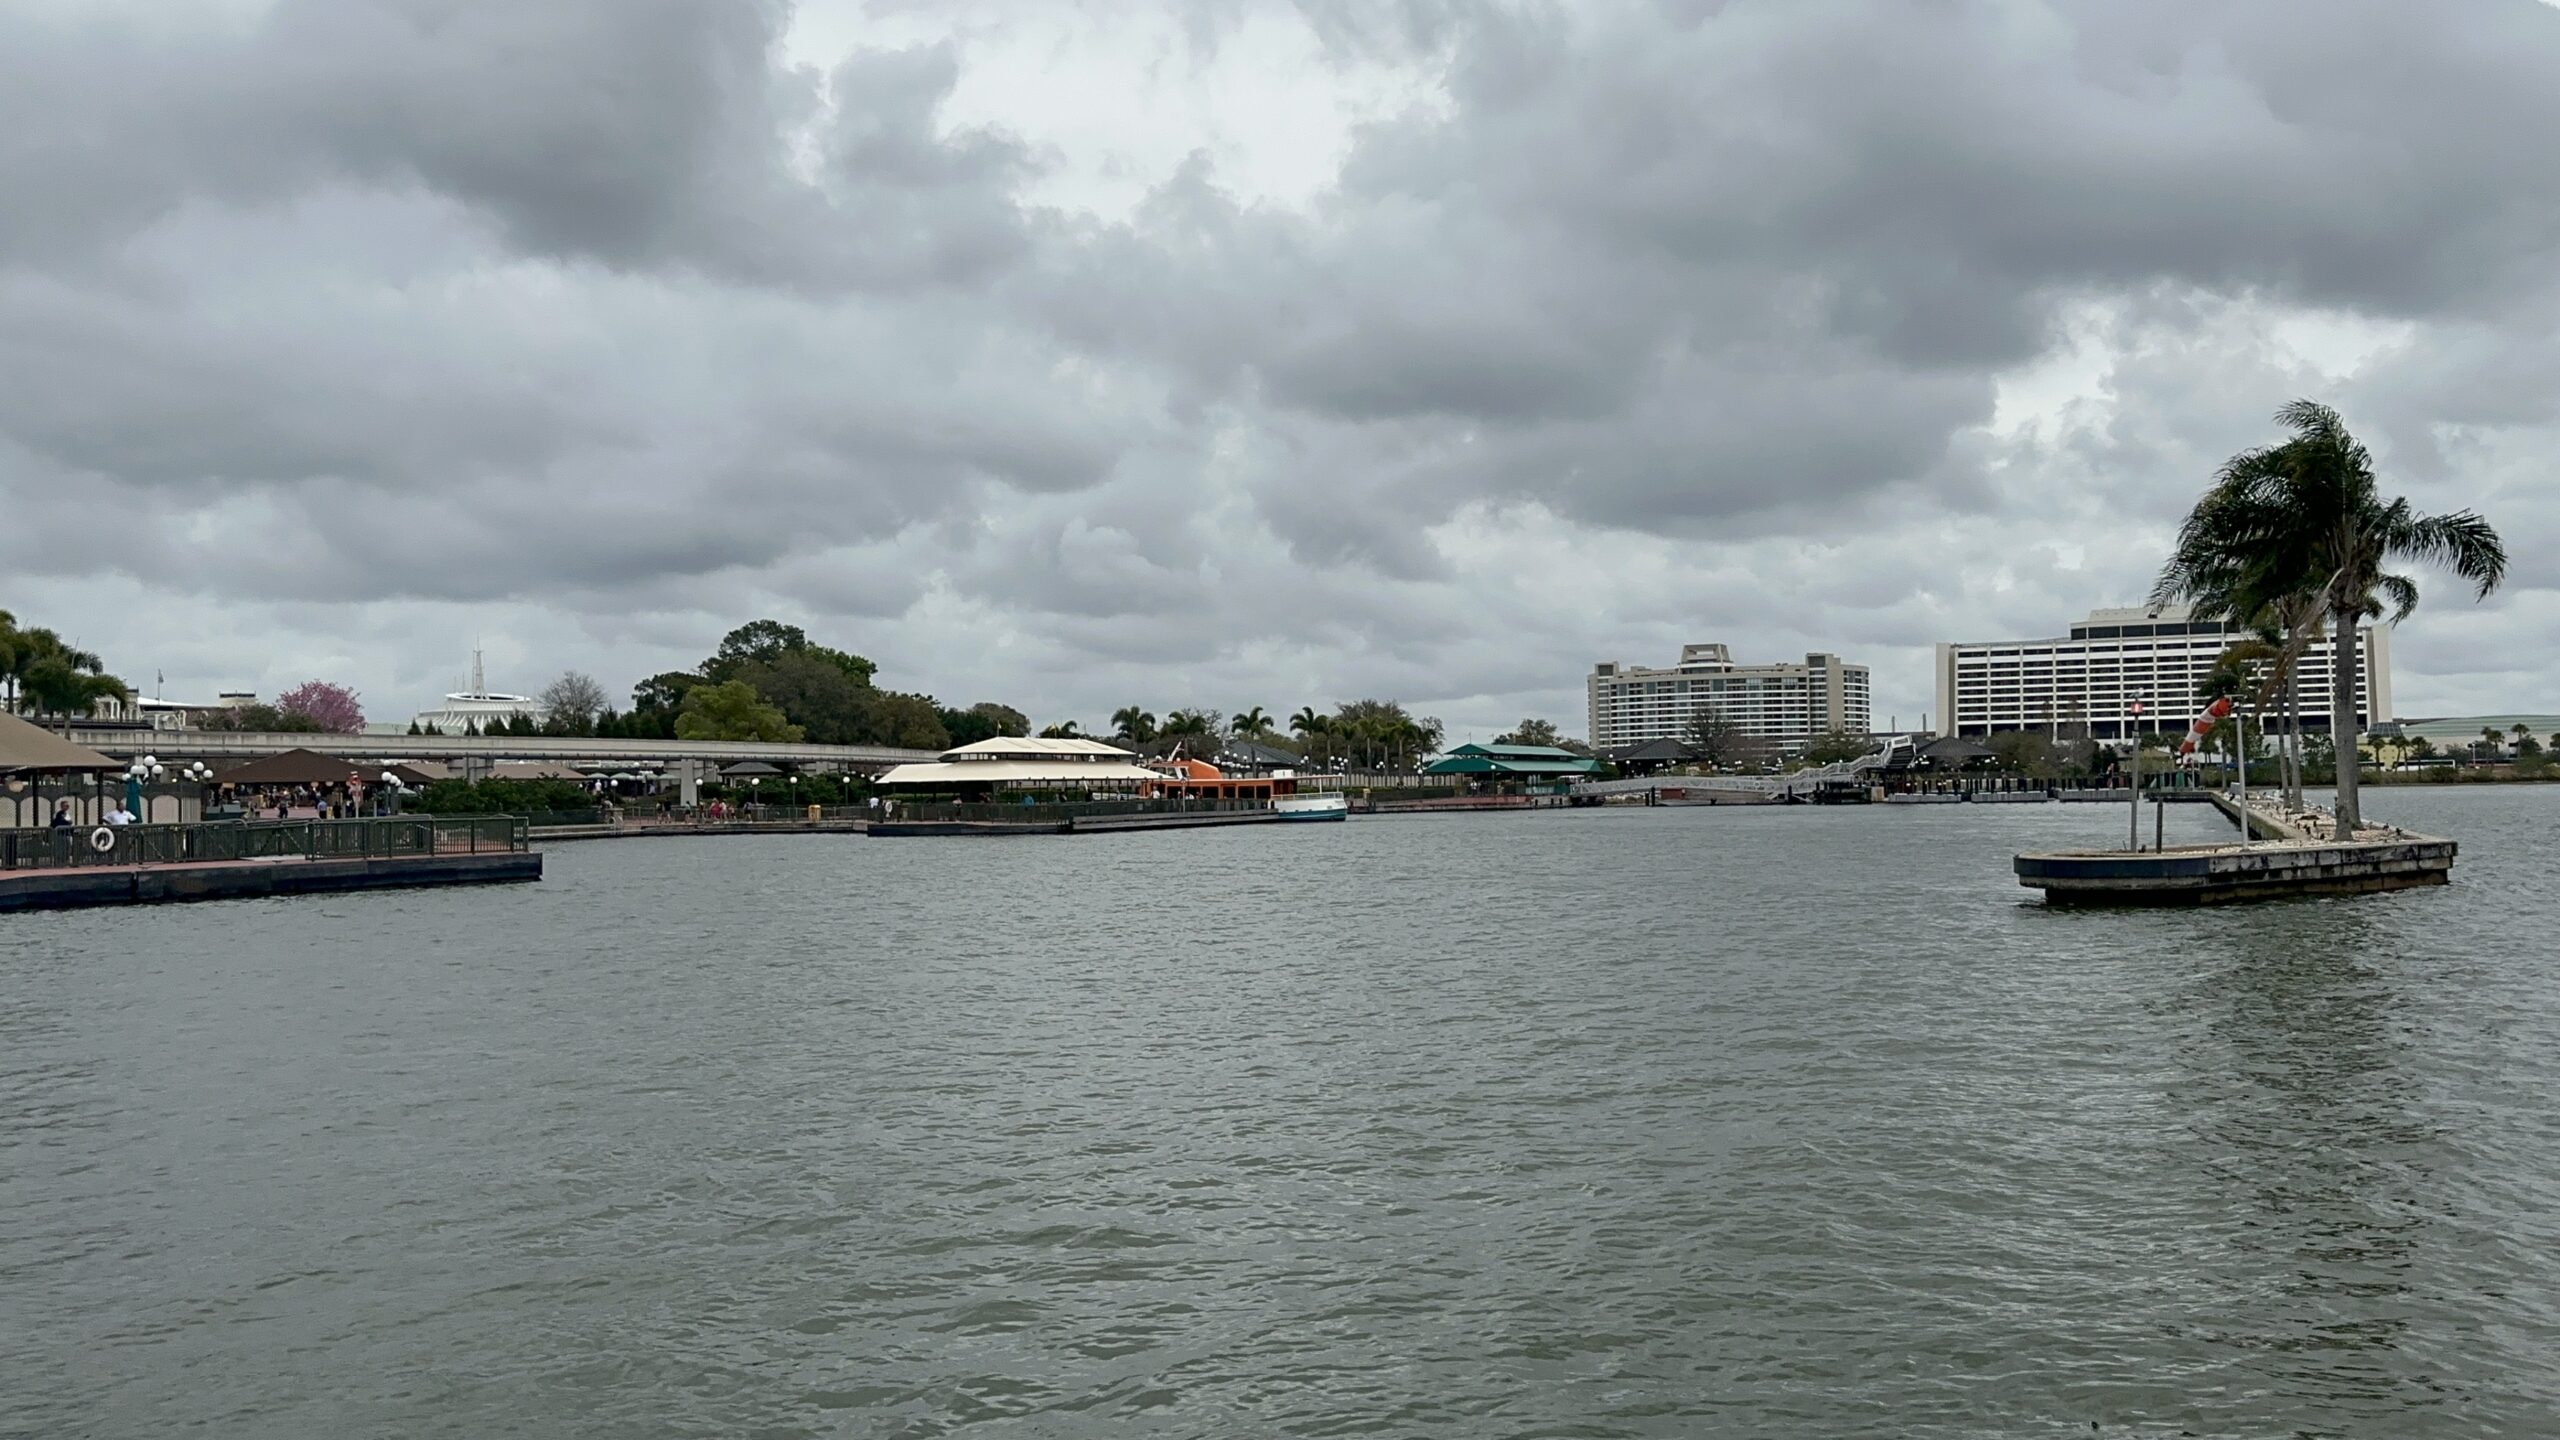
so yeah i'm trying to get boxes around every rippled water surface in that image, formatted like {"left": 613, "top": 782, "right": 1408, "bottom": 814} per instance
{"left": 7, "top": 788, "right": 2560, "bottom": 1437}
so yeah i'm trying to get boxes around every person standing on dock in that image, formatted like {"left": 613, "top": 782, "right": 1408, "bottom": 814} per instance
{"left": 49, "top": 799, "right": 72, "bottom": 829}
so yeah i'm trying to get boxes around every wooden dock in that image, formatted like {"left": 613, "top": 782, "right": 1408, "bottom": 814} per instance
{"left": 0, "top": 851, "right": 541, "bottom": 912}
{"left": 2013, "top": 793, "right": 2455, "bottom": 905}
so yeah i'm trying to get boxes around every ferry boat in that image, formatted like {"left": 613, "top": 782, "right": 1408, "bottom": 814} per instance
{"left": 1271, "top": 792, "right": 1350, "bottom": 822}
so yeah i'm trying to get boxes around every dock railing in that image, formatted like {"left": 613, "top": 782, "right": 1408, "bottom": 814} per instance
{"left": 894, "top": 798, "right": 1271, "bottom": 825}
{"left": 0, "top": 815, "right": 529, "bottom": 871}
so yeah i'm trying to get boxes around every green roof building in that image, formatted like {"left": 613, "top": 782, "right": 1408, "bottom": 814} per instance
{"left": 1422, "top": 743, "right": 1608, "bottom": 777}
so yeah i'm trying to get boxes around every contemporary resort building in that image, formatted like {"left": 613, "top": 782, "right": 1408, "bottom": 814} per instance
{"left": 1934, "top": 604, "right": 2392, "bottom": 741}
{"left": 1587, "top": 645, "right": 1872, "bottom": 752}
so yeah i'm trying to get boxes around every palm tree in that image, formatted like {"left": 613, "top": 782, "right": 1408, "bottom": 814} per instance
{"left": 1231, "top": 706, "right": 1271, "bottom": 738}
{"left": 1110, "top": 706, "right": 1157, "bottom": 745}
{"left": 2158, "top": 401, "right": 2506, "bottom": 834}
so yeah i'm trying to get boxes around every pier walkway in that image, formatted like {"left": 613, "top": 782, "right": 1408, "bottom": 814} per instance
{"left": 1, "top": 816, "right": 540, "bottom": 911}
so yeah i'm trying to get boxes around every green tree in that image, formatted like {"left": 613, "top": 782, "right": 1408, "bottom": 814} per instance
{"left": 858, "top": 691, "right": 949, "bottom": 750}
{"left": 1039, "top": 720, "right": 1084, "bottom": 739}
{"left": 1987, "top": 731, "right": 2061, "bottom": 778}
{"left": 674, "top": 680, "right": 803, "bottom": 743}
{"left": 1163, "top": 707, "right": 1221, "bottom": 739}
{"left": 1681, "top": 707, "right": 1744, "bottom": 768}
{"left": 1802, "top": 731, "right": 1873, "bottom": 765}
{"left": 1231, "top": 706, "right": 1272, "bottom": 738}
{"left": 2159, "top": 400, "right": 2506, "bottom": 834}
{"left": 701, "top": 619, "right": 877, "bottom": 691}
{"left": 969, "top": 703, "right": 1029, "bottom": 737}
{"left": 0, "top": 613, "right": 131, "bottom": 719}
{"left": 1496, "top": 718, "right": 1564, "bottom": 747}
{"left": 736, "top": 651, "right": 869, "bottom": 744}
{"left": 1111, "top": 707, "right": 1158, "bottom": 744}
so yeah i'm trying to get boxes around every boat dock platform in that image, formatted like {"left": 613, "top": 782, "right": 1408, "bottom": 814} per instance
{"left": 0, "top": 816, "right": 541, "bottom": 913}
{"left": 869, "top": 793, "right": 1351, "bottom": 836}
{"left": 2013, "top": 793, "right": 2455, "bottom": 905}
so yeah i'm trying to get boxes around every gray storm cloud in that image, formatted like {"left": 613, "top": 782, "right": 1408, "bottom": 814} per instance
{"left": 4, "top": 0, "right": 2557, "bottom": 732}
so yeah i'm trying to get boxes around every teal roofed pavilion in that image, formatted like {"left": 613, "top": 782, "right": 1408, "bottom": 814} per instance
{"left": 1422, "top": 743, "right": 1607, "bottom": 777}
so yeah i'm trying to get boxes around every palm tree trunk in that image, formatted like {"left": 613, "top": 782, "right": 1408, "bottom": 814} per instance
{"left": 2331, "top": 606, "right": 2362, "bottom": 835}
{"left": 2293, "top": 666, "right": 2314, "bottom": 799}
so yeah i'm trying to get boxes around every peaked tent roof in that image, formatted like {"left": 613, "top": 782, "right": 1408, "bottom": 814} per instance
{"left": 1218, "top": 738, "right": 1300, "bottom": 768}
{"left": 938, "top": 735, "right": 1145, "bottom": 762}
{"left": 719, "top": 760, "right": 785, "bottom": 776}
{"left": 0, "top": 711, "right": 122, "bottom": 774}
{"left": 1606, "top": 737, "right": 1696, "bottom": 764}
{"left": 215, "top": 747, "right": 377, "bottom": 786}
{"left": 216, "top": 747, "right": 377, "bottom": 786}
{"left": 1917, "top": 735, "right": 1997, "bottom": 764}
{"left": 1446, "top": 742, "right": 1585, "bottom": 760}
{"left": 1423, "top": 753, "right": 1607, "bottom": 776}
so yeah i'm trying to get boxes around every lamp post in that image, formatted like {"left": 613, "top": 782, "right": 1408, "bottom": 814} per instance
{"left": 749, "top": 775, "right": 761, "bottom": 820}
{"left": 124, "top": 754, "right": 166, "bottom": 823}
{"left": 381, "top": 770, "right": 403, "bottom": 817}
{"left": 180, "top": 761, "right": 213, "bottom": 822}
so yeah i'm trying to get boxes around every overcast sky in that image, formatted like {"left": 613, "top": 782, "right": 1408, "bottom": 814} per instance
{"left": 6, "top": 0, "right": 2557, "bottom": 740}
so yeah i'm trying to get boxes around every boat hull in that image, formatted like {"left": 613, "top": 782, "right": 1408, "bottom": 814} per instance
{"left": 1272, "top": 795, "right": 1350, "bottom": 822}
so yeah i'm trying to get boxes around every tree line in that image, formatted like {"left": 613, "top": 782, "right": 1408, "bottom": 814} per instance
{"left": 0, "top": 611, "right": 132, "bottom": 719}
{"left": 506, "top": 620, "right": 1027, "bottom": 751}
{"left": 1067, "top": 699, "right": 1449, "bottom": 770}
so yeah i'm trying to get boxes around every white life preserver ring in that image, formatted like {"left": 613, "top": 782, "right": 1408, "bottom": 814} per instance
{"left": 88, "top": 826, "right": 117, "bottom": 853}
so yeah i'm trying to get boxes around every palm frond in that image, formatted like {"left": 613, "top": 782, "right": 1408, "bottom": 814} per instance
{"left": 2390, "top": 509, "right": 2508, "bottom": 599}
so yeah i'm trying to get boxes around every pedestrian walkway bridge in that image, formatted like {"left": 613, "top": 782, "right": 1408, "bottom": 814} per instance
{"left": 56, "top": 725, "right": 936, "bottom": 772}
{"left": 1570, "top": 735, "right": 1913, "bottom": 801}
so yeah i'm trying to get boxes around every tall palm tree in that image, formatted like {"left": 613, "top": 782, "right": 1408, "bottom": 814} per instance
{"left": 2157, "top": 400, "right": 2505, "bottom": 834}
{"left": 1110, "top": 706, "right": 1157, "bottom": 744}
{"left": 1231, "top": 706, "right": 1271, "bottom": 738}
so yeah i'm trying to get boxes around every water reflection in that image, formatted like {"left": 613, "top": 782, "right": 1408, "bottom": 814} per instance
{"left": 2172, "top": 905, "right": 2455, "bottom": 1420}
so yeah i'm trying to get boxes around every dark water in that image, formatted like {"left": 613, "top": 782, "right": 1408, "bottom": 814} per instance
{"left": 6, "top": 789, "right": 2559, "bottom": 1438}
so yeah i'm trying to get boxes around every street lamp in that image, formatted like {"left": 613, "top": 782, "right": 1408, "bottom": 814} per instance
{"left": 380, "top": 770, "right": 403, "bottom": 816}
{"left": 180, "top": 761, "right": 213, "bottom": 820}
{"left": 123, "top": 754, "right": 166, "bottom": 822}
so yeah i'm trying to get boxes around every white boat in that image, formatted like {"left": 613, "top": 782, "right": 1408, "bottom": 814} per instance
{"left": 1271, "top": 793, "right": 1350, "bottom": 822}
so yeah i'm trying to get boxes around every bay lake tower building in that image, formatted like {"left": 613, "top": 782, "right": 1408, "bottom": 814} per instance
{"left": 1588, "top": 645, "right": 1872, "bottom": 752}
{"left": 1935, "top": 604, "right": 2391, "bottom": 741}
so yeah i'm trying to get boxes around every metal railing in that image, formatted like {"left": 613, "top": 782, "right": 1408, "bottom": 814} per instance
{"left": 892, "top": 798, "right": 1272, "bottom": 824}
{"left": 0, "top": 815, "right": 527, "bottom": 871}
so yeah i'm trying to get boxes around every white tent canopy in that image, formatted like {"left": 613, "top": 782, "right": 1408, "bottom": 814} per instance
{"left": 877, "top": 735, "right": 1156, "bottom": 788}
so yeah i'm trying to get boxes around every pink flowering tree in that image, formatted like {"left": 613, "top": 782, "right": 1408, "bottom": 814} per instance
{"left": 276, "top": 680, "right": 366, "bottom": 733}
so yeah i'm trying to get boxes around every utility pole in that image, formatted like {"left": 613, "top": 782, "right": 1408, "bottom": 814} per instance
{"left": 2126, "top": 698, "right": 2147, "bottom": 852}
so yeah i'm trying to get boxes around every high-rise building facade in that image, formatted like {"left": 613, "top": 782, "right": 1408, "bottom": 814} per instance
{"left": 1934, "top": 605, "right": 2391, "bottom": 740}
{"left": 1588, "top": 645, "right": 1872, "bottom": 752}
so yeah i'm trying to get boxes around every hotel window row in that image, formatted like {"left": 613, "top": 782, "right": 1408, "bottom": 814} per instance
{"left": 1934, "top": 606, "right": 2391, "bottom": 740}
{"left": 1588, "top": 645, "right": 1872, "bottom": 751}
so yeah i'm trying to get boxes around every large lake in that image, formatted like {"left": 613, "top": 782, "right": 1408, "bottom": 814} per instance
{"left": 5, "top": 788, "right": 2557, "bottom": 1437}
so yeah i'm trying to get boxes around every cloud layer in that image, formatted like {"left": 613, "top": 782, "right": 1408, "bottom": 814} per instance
{"left": 7, "top": 0, "right": 2558, "bottom": 736}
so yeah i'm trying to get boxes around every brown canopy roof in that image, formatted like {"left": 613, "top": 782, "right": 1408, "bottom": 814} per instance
{"left": 216, "top": 748, "right": 375, "bottom": 787}
{"left": 0, "top": 711, "right": 122, "bottom": 774}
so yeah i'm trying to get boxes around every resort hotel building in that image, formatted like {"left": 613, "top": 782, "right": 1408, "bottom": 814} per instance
{"left": 1587, "top": 645, "right": 1872, "bottom": 752}
{"left": 1934, "top": 604, "right": 2392, "bottom": 741}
